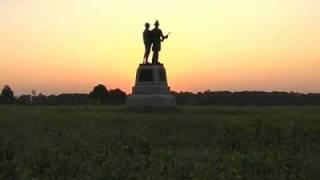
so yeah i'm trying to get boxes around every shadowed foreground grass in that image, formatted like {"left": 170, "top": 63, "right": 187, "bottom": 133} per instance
{"left": 0, "top": 106, "right": 320, "bottom": 179}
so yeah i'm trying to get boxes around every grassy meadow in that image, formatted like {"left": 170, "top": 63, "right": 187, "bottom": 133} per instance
{"left": 0, "top": 105, "right": 320, "bottom": 179}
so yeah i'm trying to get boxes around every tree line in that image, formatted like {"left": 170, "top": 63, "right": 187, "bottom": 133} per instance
{"left": 1, "top": 85, "right": 320, "bottom": 106}
{"left": 0, "top": 84, "right": 126, "bottom": 105}
{"left": 172, "top": 91, "right": 320, "bottom": 106}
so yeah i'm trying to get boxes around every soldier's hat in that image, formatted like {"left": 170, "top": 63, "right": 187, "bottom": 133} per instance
{"left": 154, "top": 20, "right": 160, "bottom": 26}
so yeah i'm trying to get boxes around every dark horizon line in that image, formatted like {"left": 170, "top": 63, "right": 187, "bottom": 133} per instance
{"left": 13, "top": 89, "right": 320, "bottom": 97}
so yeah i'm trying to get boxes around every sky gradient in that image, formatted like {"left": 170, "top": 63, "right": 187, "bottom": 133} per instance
{"left": 1, "top": 0, "right": 320, "bottom": 95}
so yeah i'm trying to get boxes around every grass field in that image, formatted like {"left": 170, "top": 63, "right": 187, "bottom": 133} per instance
{"left": 0, "top": 105, "right": 320, "bottom": 179}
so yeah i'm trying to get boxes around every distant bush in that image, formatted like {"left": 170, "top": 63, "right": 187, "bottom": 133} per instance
{"left": 108, "top": 89, "right": 127, "bottom": 105}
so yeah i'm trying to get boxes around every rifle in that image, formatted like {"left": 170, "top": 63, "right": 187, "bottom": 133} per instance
{"left": 166, "top": 32, "right": 171, "bottom": 38}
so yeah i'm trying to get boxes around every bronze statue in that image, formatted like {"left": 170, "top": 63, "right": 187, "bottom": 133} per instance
{"left": 142, "top": 20, "right": 169, "bottom": 64}
{"left": 143, "top": 23, "right": 152, "bottom": 64}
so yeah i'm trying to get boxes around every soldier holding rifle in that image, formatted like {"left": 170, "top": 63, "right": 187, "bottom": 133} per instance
{"left": 142, "top": 20, "right": 170, "bottom": 64}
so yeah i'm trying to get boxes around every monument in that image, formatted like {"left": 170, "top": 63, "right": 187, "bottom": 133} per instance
{"left": 126, "top": 20, "right": 176, "bottom": 109}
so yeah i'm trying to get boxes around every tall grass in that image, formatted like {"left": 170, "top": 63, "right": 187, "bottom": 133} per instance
{"left": 0, "top": 106, "right": 319, "bottom": 179}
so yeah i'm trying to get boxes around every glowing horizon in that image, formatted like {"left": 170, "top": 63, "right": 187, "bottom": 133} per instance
{"left": 1, "top": 0, "right": 320, "bottom": 95}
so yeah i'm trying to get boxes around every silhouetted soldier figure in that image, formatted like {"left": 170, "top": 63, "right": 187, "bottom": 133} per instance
{"left": 143, "top": 23, "right": 152, "bottom": 64}
{"left": 151, "top": 20, "right": 169, "bottom": 64}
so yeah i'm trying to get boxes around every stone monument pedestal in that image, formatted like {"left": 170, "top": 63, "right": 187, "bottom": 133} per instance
{"left": 126, "top": 64, "right": 176, "bottom": 109}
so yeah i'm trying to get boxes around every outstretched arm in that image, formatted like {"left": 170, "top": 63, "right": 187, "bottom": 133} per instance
{"left": 160, "top": 31, "right": 169, "bottom": 41}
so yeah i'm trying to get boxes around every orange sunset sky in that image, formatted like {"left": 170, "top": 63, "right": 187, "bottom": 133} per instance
{"left": 1, "top": 0, "right": 320, "bottom": 95}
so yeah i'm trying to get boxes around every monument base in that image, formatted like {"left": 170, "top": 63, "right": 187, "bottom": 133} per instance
{"left": 125, "top": 63, "right": 176, "bottom": 110}
{"left": 126, "top": 94, "right": 176, "bottom": 110}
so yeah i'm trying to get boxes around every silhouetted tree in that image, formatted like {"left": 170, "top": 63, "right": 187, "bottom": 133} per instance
{"left": 109, "top": 89, "right": 127, "bottom": 105}
{"left": 1, "top": 85, "right": 14, "bottom": 104}
{"left": 89, "top": 84, "right": 109, "bottom": 104}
